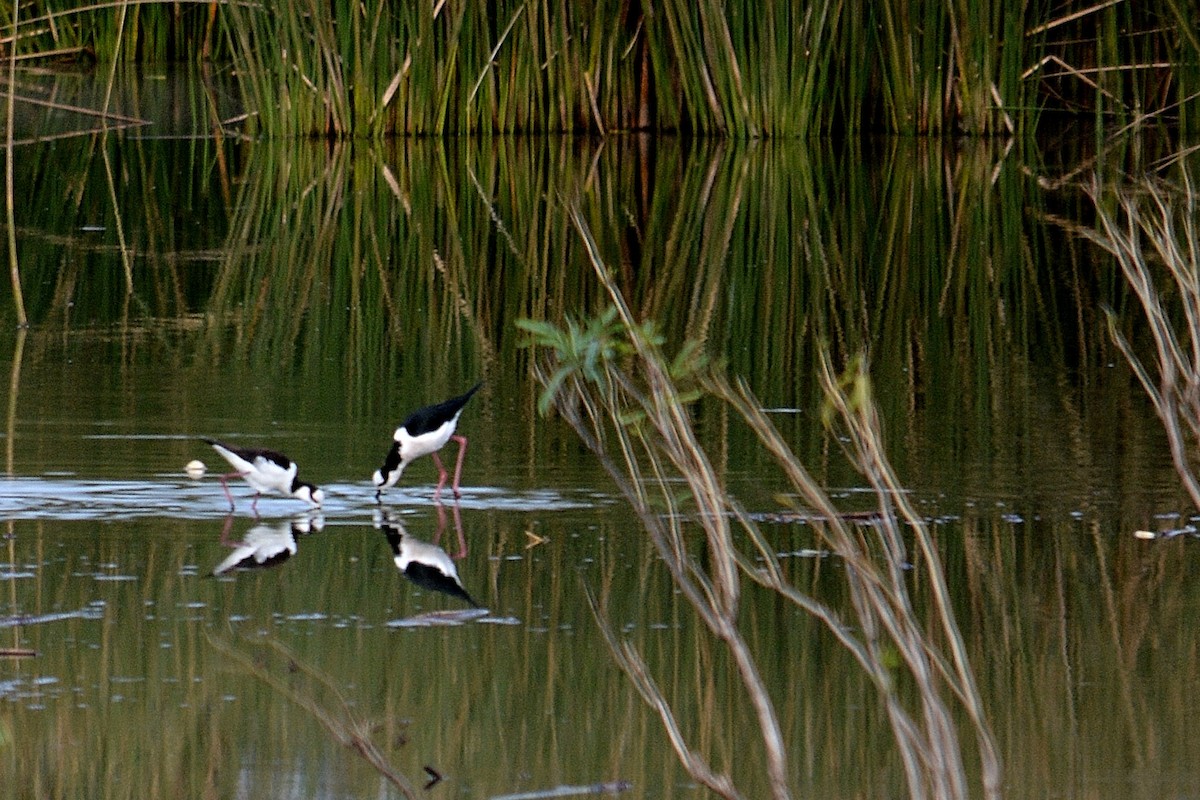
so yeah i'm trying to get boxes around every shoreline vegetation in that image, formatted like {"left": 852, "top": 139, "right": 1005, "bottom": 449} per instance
{"left": 1, "top": 1, "right": 1198, "bottom": 137}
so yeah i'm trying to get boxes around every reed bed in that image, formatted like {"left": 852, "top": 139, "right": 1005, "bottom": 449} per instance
{"left": 3, "top": 2, "right": 1198, "bottom": 135}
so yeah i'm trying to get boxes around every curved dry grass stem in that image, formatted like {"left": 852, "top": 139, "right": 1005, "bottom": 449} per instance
{"left": 585, "top": 585, "right": 745, "bottom": 800}
{"left": 1085, "top": 174, "right": 1200, "bottom": 510}
{"left": 4, "top": 0, "right": 25, "bottom": 327}
{"left": 526, "top": 203, "right": 1001, "bottom": 799}
{"left": 5, "top": 328, "right": 25, "bottom": 473}
{"left": 206, "top": 633, "right": 421, "bottom": 799}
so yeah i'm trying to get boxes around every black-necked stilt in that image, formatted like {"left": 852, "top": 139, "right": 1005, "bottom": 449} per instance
{"left": 203, "top": 437, "right": 325, "bottom": 511}
{"left": 372, "top": 383, "right": 481, "bottom": 500}
{"left": 376, "top": 512, "right": 477, "bottom": 606}
{"left": 211, "top": 515, "right": 323, "bottom": 576}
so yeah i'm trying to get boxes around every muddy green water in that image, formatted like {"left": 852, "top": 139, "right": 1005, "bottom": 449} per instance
{"left": 4, "top": 71, "right": 1200, "bottom": 799}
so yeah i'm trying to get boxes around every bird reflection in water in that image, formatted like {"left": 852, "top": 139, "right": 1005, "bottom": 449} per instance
{"left": 375, "top": 506, "right": 477, "bottom": 607}
{"left": 211, "top": 513, "right": 325, "bottom": 577}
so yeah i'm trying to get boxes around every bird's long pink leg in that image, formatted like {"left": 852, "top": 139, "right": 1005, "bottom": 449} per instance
{"left": 449, "top": 499, "right": 466, "bottom": 559}
{"left": 432, "top": 496, "right": 467, "bottom": 558}
{"left": 218, "top": 473, "right": 238, "bottom": 510}
{"left": 219, "top": 513, "right": 236, "bottom": 545}
{"left": 450, "top": 435, "right": 468, "bottom": 498}
{"left": 432, "top": 452, "right": 450, "bottom": 501}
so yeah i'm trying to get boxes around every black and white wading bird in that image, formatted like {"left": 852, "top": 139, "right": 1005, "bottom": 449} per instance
{"left": 376, "top": 512, "right": 478, "bottom": 607}
{"left": 203, "top": 438, "right": 325, "bottom": 511}
{"left": 372, "top": 383, "right": 481, "bottom": 501}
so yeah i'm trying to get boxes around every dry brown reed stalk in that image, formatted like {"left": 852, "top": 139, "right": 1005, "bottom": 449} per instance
{"left": 5, "top": 327, "right": 25, "bottom": 473}
{"left": 718, "top": 360, "right": 1001, "bottom": 799}
{"left": 1082, "top": 174, "right": 1200, "bottom": 508}
{"left": 4, "top": 0, "right": 26, "bottom": 327}
{"left": 206, "top": 632, "right": 420, "bottom": 799}
{"left": 525, "top": 206, "right": 1001, "bottom": 799}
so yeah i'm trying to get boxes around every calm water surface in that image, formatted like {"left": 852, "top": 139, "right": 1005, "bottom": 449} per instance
{"left": 4, "top": 70, "right": 1200, "bottom": 799}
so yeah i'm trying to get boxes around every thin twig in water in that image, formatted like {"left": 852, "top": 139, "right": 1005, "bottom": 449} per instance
{"left": 206, "top": 633, "right": 420, "bottom": 799}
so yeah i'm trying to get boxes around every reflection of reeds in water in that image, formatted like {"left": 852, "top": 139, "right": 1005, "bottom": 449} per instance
{"left": 10, "top": 131, "right": 1073, "bottom": 475}
{"left": 7, "top": 129, "right": 1080, "bottom": 527}
{"left": 524, "top": 209, "right": 1001, "bottom": 799}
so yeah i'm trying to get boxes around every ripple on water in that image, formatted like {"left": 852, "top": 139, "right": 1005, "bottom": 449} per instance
{"left": 0, "top": 476, "right": 610, "bottom": 521}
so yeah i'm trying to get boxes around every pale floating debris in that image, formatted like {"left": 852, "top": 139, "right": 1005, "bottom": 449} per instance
{"left": 1133, "top": 530, "right": 1157, "bottom": 540}
{"left": 490, "top": 780, "right": 633, "bottom": 800}
{"left": 0, "top": 606, "right": 104, "bottom": 628}
{"left": 776, "top": 548, "right": 827, "bottom": 559}
{"left": 387, "top": 608, "right": 490, "bottom": 628}
{"left": 185, "top": 460, "right": 207, "bottom": 479}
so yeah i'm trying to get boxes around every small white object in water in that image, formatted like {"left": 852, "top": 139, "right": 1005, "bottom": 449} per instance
{"left": 1133, "top": 530, "right": 1157, "bottom": 540}
{"left": 185, "top": 460, "right": 207, "bottom": 479}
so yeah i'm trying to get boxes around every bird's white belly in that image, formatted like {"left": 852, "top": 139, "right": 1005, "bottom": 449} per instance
{"left": 397, "top": 421, "right": 455, "bottom": 461}
{"left": 246, "top": 460, "right": 296, "bottom": 495}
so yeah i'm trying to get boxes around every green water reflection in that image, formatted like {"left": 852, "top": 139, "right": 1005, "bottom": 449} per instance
{"left": 4, "top": 115, "right": 1200, "bottom": 799}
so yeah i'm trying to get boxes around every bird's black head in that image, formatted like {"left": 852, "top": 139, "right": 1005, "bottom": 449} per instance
{"left": 373, "top": 442, "right": 403, "bottom": 489}
{"left": 291, "top": 480, "right": 324, "bottom": 507}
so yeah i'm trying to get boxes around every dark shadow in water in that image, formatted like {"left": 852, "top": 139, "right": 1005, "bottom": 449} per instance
{"left": 211, "top": 513, "right": 325, "bottom": 577}
{"left": 374, "top": 507, "right": 477, "bottom": 608}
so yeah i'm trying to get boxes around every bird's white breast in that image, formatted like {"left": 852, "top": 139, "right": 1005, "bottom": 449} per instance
{"left": 396, "top": 538, "right": 460, "bottom": 580}
{"left": 396, "top": 419, "right": 457, "bottom": 462}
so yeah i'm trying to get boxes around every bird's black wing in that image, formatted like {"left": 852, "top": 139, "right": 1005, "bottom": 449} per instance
{"left": 202, "top": 437, "right": 293, "bottom": 469}
{"left": 403, "top": 563, "right": 479, "bottom": 607}
{"left": 400, "top": 383, "right": 482, "bottom": 436}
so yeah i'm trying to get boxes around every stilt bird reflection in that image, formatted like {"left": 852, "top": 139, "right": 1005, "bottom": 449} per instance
{"left": 376, "top": 511, "right": 478, "bottom": 607}
{"left": 211, "top": 515, "right": 324, "bottom": 576}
